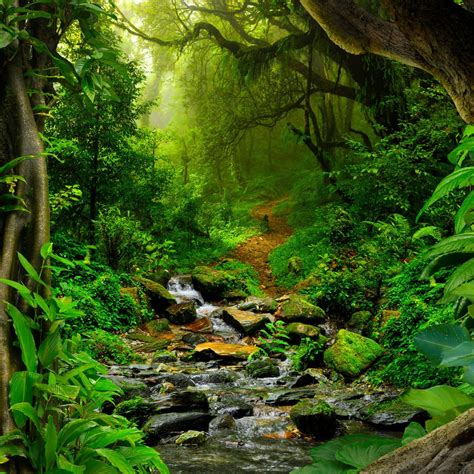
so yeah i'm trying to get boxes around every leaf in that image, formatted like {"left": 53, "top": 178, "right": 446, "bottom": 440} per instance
{"left": 414, "top": 324, "right": 470, "bottom": 364}
{"left": 0, "top": 278, "right": 34, "bottom": 305}
{"left": 38, "top": 330, "right": 62, "bottom": 368}
{"left": 335, "top": 439, "right": 400, "bottom": 470}
{"left": 0, "top": 30, "right": 15, "bottom": 49}
{"left": 117, "top": 446, "right": 170, "bottom": 472}
{"left": 426, "top": 233, "right": 474, "bottom": 258}
{"left": 455, "top": 191, "right": 474, "bottom": 233}
{"left": 57, "top": 419, "right": 97, "bottom": 450}
{"left": 45, "top": 416, "right": 58, "bottom": 471}
{"left": 402, "top": 385, "right": 474, "bottom": 419}
{"left": 7, "top": 304, "right": 37, "bottom": 372}
{"left": 85, "top": 428, "right": 142, "bottom": 449}
{"left": 444, "top": 258, "right": 474, "bottom": 298}
{"left": 401, "top": 422, "right": 426, "bottom": 446}
{"left": 40, "top": 242, "right": 53, "bottom": 259}
{"left": 9, "top": 371, "right": 42, "bottom": 428}
{"left": 417, "top": 167, "right": 474, "bottom": 220}
{"left": 17, "top": 252, "right": 46, "bottom": 287}
{"left": 441, "top": 341, "right": 474, "bottom": 367}
{"left": 35, "top": 383, "right": 80, "bottom": 401}
{"left": 96, "top": 448, "right": 134, "bottom": 474}
{"left": 10, "top": 402, "right": 41, "bottom": 433}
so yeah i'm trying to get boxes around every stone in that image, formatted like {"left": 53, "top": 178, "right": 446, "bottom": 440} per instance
{"left": 209, "top": 414, "right": 236, "bottom": 433}
{"left": 153, "top": 373, "right": 195, "bottom": 388}
{"left": 266, "top": 388, "right": 318, "bottom": 406}
{"left": 246, "top": 358, "right": 280, "bottom": 378}
{"left": 323, "top": 329, "right": 383, "bottom": 378}
{"left": 236, "top": 296, "right": 278, "bottom": 313}
{"left": 222, "top": 308, "right": 270, "bottom": 334}
{"left": 290, "top": 399, "right": 337, "bottom": 440}
{"left": 175, "top": 430, "right": 206, "bottom": 446}
{"left": 182, "top": 333, "right": 207, "bottom": 346}
{"left": 286, "top": 322, "right": 320, "bottom": 340}
{"left": 195, "top": 342, "right": 259, "bottom": 360}
{"left": 184, "top": 316, "right": 213, "bottom": 333}
{"left": 278, "top": 295, "right": 326, "bottom": 323}
{"left": 113, "top": 396, "right": 155, "bottom": 427}
{"left": 120, "top": 287, "right": 141, "bottom": 305}
{"left": 152, "top": 350, "right": 177, "bottom": 363}
{"left": 143, "top": 412, "right": 212, "bottom": 442}
{"left": 152, "top": 390, "right": 209, "bottom": 414}
{"left": 362, "top": 398, "right": 426, "bottom": 427}
{"left": 166, "top": 302, "right": 197, "bottom": 324}
{"left": 145, "top": 319, "right": 170, "bottom": 336}
{"left": 134, "top": 276, "right": 177, "bottom": 313}
{"left": 190, "top": 370, "right": 239, "bottom": 385}
{"left": 210, "top": 396, "right": 253, "bottom": 418}
{"left": 106, "top": 376, "right": 149, "bottom": 399}
{"left": 291, "top": 368, "right": 331, "bottom": 388}
{"left": 191, "top": 266, "right": 230, "bottom": 300}
{"left": 347, "top": 310, "right": 372, "bottom": 334}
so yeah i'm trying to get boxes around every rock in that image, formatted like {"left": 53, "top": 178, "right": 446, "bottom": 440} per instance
{"left": 190, "top": 370, "right": 239, "bottom": 385}
{"left": 209, "top": 414, "right": 236, "bottom": 434}
{"left": 266, "top": 388, "right": 318, "bottom": 406}
{"left": 184, "top": 317, "right": 213, "bottom": 333}
{"left": 191, "top": 266, "right": 230, "bottom": 300}
{"left": 106, "top": 376, "right": 149, "bottom": 399}
{"left": 291, "top": 368, "right": 331, "bottom": 387}
{"left": 145, "top": 270, "right": 170, "bottom": 286}
{"left": 113, "top": 396, "right": 155, "bottom": 427}
{"left": 223, "top": 308, "right": 270, "bottom": 334}
{"left": 134, "top": 276, "right": 177, "bottom": 313}
{"left": 145, "top": 319, "right": 170, "bottom": 335}
{"left": 246, "top": 358, "right": 280, "bottom": 378}
{"left": 195, "top": 342, "right": 259, "bottom": 360}
{"left": 175, "top": 430, "right": 206, "bottom": 446}
{"left": 288, "top": 256, "right": 303, "bottom": 275}
{"left": 210, "top": 396, "right": 253, "bottom": 418}
{"left": 152, "top": 350, "right": 177, "bottom": 363}
{"left": 278, "top": 295, "right": 326, "bottom": 323}
{"left": 152, "top": 390, "right": 209, "bottom": 414}
{"left": 323, "top": 329, "right": 383, "bottom": 378}
{"left": 166, "top": 302, "right": 197, "bottom": 324}
{"left": 182, "top": 333, "right": 207, "bottom": 346}
{"left": 362, "top": 398, "right": 426, "bottom": 427}
{"left": 236, "top": 296, "right": 277, "bottom": 313}
{"left": 154, "top": 373, "right": 195, "bottom": 388}
{"left": 347, "top": 310, "right": 372, "bottom": 334}
{"left": 222, "top": 289, "right": 248, "bottom": 301}
{"left": 120, "top": 287, "right": 141, "bottom": 305}
{"left": 286, "top": 322, "right": 320, "bottom": 340}
{"left": 380, "top": 309, "right": 401, "bottom": 328}
{"left": 290, "top": 399, "right": 337, "bottom": 440}
{"left": 144, "top": 412, "right": 213, "bottom": 442}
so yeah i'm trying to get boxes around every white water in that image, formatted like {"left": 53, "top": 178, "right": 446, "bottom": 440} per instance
{"left": 167, "top": 276, "right": 205, "bottom": 305}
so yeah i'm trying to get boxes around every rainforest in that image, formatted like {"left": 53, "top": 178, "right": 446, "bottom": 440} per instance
{"left": 0, "top": 0, "right": 473, "bottom": 473}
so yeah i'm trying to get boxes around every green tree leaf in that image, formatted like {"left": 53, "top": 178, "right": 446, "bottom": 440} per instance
{"left": 7, "top": 304, "right": 37, "bottom": 372}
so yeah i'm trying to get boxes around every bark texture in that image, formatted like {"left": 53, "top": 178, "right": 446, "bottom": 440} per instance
{"left": 363, "top": 408, "right": 474, "bottom": 473}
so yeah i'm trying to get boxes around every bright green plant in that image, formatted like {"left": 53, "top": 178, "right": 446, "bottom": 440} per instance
{"left": 0, "top": 155, "right": 32, "bottom": 213}
{"left": 0, "top": 245, "right": 168, "bottom": 473}
{"left": 290, "top": 337, "right": 324, "bottom": 371}
{"left": 254, "top": 321, "right": 291, "bottom": 357}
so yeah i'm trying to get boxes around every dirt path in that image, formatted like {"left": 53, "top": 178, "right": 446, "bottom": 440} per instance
{"left": 230, "top": 198, "right": 292, "bottom": 297}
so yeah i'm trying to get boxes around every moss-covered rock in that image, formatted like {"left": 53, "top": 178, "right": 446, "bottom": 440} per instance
{"left": 246, "top": 358, "right": 280, "bottom": 378}
{"left": 279, "top": 295, "right": 326, "bottom": 323}
{"left": 166, "top": 302, "right": 197, "bottom": 324}
{"left": 290, "top": 399, "right": 337, "bottom": 439}
{"left": 145, "top": 318, "right": 170, "bottom": 335}
{"left": 236, "top": 296, "right": 277, "bottom": 313}
{"left": 152, "top": 350, "right": 177, "bottom": 363}
{"left": 223, "top": 307, "right": 270, "bottom": 334}
{"left": 191, "top": 266, "right": 230, "bottom": 300}
{"left": 347, "top": 310, "right": 372, "bottom": 334}
{"left": 323, "top": 329, "right": 383, "bottom": 378}
{"left": 175, "top": 430, "right": 206, "bottom": 446}
{"left": 286, "top": 322, "right": 320, "bottom": 340}
{"left": 113, "top": 396, "right": 155, "bottom": 427}
{"left": 134, "top": 276, "right": 177, "bottom": 314}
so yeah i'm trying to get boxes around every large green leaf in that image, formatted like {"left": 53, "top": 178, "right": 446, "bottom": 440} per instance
{"left": 0, "top": 155, "right": 33, "bottom": 175}
{"left": 401, "top": 422, "right": 426, "bottom": 446}
{"left": 335, "top": 439, "right": 400, "bottom": 470}
{"left": 17, "top": 252, "right": 46, "bottom": 287}
{"left": 455, "top": 191, "right": 474, "bottom": 234}
{"left": 38, "top": 330, "right": 62, "bottom": 368}
{"left": 444, "top": 258, "right": 474, "bottom": 297}
{"left": 10, "top": 402, "right": 41, "bottom": 433}
{"left": 57, "top": 419, "right": 97, "bottom": 450}
{"left": 414, "top": 324, "right": 470, "bottom": 364}
{"left": 35, "top": 383, "right": 80, "bottom": 401}
{"left": 118, "top": 446, "right": 170, "bottom": 472}
{"left": 441, "top": 341, "right": 474, "bottom": 367}
{"left": 426, "top": 233, "right": 474, "bottom": 258}
{"left": 7, "top": 304, "right": 37, "bottom": 372}
{"left": 84, "top": 428, "right": 141, "bottom": 449}
{"left": 9, "top": 371, "right": 42, "bottom": 428}
{"left": 96, "top": 448, "right": 134, "bottom": 474}
{"left": 45, "top": 416, "right": 58, "bottom": 471}
{"left": 291, "top": 462, "right": 355, "bottom": 473}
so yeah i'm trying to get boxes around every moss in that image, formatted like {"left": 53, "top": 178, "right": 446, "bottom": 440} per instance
{"left": 324, "top": 329, "right": 383, "bottom": 378}
{"left": 280, "top": 295, "right": 326, "bottom": 323}
{"left": 286, "top": 322, "right": 320, "bottom": 339}
{"left": 113, "top": 396, "right": 155, "bottom": 426}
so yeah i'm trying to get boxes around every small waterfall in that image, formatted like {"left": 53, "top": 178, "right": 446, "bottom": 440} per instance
{"left": 167, "top": 276, "right": 205, "bottom": 305}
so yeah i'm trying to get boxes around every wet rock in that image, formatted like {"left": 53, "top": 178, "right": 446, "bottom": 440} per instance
{"left": 184, "top": 316, "right": 213, "bottom": 333}
{"left": 166, "top": 302, "right": 197, "bottom": 324}
{"left": 182, "top": 333, "right": 208, "bottom": 346}
{"left": 278, "top": 295, "right": 326, "bottom": 324}
{"left": 106, "top": 376, "right": 149, "bottom": 399}
{"left": 290, "top": 399, "right": 337, "bottom": 440}
{"left": 222, "top": 289, "right": 248, "bottom": 301}
{"left": 144, "top": 412, "right": 212, "bottom": 441}
{"left": 175, "top": 430, "right": 206, "bottom": 446}
{"left": 223, "top": 308, "right": 270, "bottom": 335}
{"left": 145, "top": 319, "right": 170, "bottom": 335}
{"left": 266, "top": 388, "right": 318, "bottom": 406}
{"left": 195, "top": 342, "right": 259, "bottom": 360}
{"left": 134, "top": 276, "right": 177, "bottom": 313}
{"left": 209, "top": 414, "right": 236, "bottom": 434}
{"left": 210, "top": 396, "right": 254, "bottom": 418}
{"left": 190, "top": 370, "right": 239, "bottom": 385}
{"left": 152, "top": 350, "right": 177, "bottom": 363}
{"left": 236, "top": 296, "right": 277, "bottom": 313}
{"left": 191, "top": 266, "right": 230, "bottom": 300}
{"left": 113, "top": 396, "right": 155, "bottom": 427}
{"left": 362, "top": 398, "right": 426, "bottom": 427}
{"left": 286, "top": 322, "right": 320, "bottom": 340}
{"left": 246, "top": 358, "right": 280, "bottom": 378}
{"left": 291, "top": 368, "right": 331, "bottom": 388}
{"left": 324, "top": 329, "right": 383, "bottom": 378}
{"left": 347, "top": 311, "right": 372, "bottom": 334}
{"left": 153, "top": 373, "right": 195, "bottom": 388}
{"left": 152, "top": 390, "right": 209, "bottom": 414}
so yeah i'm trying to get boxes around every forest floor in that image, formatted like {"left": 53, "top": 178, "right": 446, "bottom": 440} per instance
{"left": 229, "top": 198, "right": 292, "bottom": 297}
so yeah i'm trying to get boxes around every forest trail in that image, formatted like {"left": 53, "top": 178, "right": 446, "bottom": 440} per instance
{"left": 230, "top": 198, "right": 292, "bottom": 297}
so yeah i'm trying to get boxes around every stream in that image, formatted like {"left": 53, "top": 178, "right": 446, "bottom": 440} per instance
{"left": 109, "top": 277, "right": 411, "bottom": 473}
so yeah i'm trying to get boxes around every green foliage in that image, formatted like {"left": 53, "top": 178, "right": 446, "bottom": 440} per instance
{"left": 0, "top": 245, "right": 168, "bottom": 473}
{"left": 290, "top": 337, "right": 324, "bottom": 371}
{"left": 215, "top": 259, "right": 262, "bottom": 296}
{"left": 82, "top": 330, "right": 144, "bottom": 365}
{"left": 254, "top": 321, "right": 291, "bottom": 357}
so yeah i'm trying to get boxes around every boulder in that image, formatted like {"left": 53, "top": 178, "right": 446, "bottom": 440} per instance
{"left": 152, "top": 350, "right": 177, "bottom": 363}
{"left": 153, "top": 373, "right": 195, "bottom": 389}
{"left": 175, "top": 430, "right": 206, "bottom": 446}
{"left": 134, "top": 277, "right": 177, "bottom": 313}
{"left": 209, "top": 414, "right": 236, "bottom": 434}
{"left": 105, "top": 376, "right": 149, "bottom": 400}
{"left": 266, "top": 388, "right": 319, "bottom": 406}
{"left": 120, "top": 287, "right": 141, "bottom": 305}
{"left": 362, "top": 398, "right": 426, "bottom": 427}
{"left": 290, "top": 399, "right": 337, "bottom": 440}
{"left": 191, "top": 266, "right": 230, "bottom": 300}
{"left": 145, "top": 318, "right": 170, "bottom": 335}
{"left": 246, "top": 358, "right": 280, "bottom": 378}
{"left": 195, "top": 342, "right": 259, "bottom": 360}
{"left": 143, "top": 412, "right": 213, "bottom": 441}
{"left": 210, "top": 396, "right": 253, "bottom": 418}
{"left": 182, "top": 333, "right": 207, "bottom": 346}
{"left": 236, "top": 296, "right": 277, "bottom": 313}
{"left": 166, "top": 302, "right": 197, "bottom": 324}
{"left": 323, "top": 329, "right": 383, "bottom": 378}
{"left": 286, "top": 322, "right": 320, "bottom": 340}
{"left": 113, "top": 396, "right": 155, "bottom": 427}
{"left": 223, "top": 307, "right": 270, "bottom": 334}
{"left": 278, "top": 295, "right": 326, "bottom": 323}
{"left": 184, "top": 316, "right": 213, "bottom": 333}
{"left": 291, "top": 368, "right": 331, "bottom": 388}
{"left": 347, "top": 310, "right": 372, "bottom": 334}
{"left": 152, "top": 390, "right": 209, "bottom": 414}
